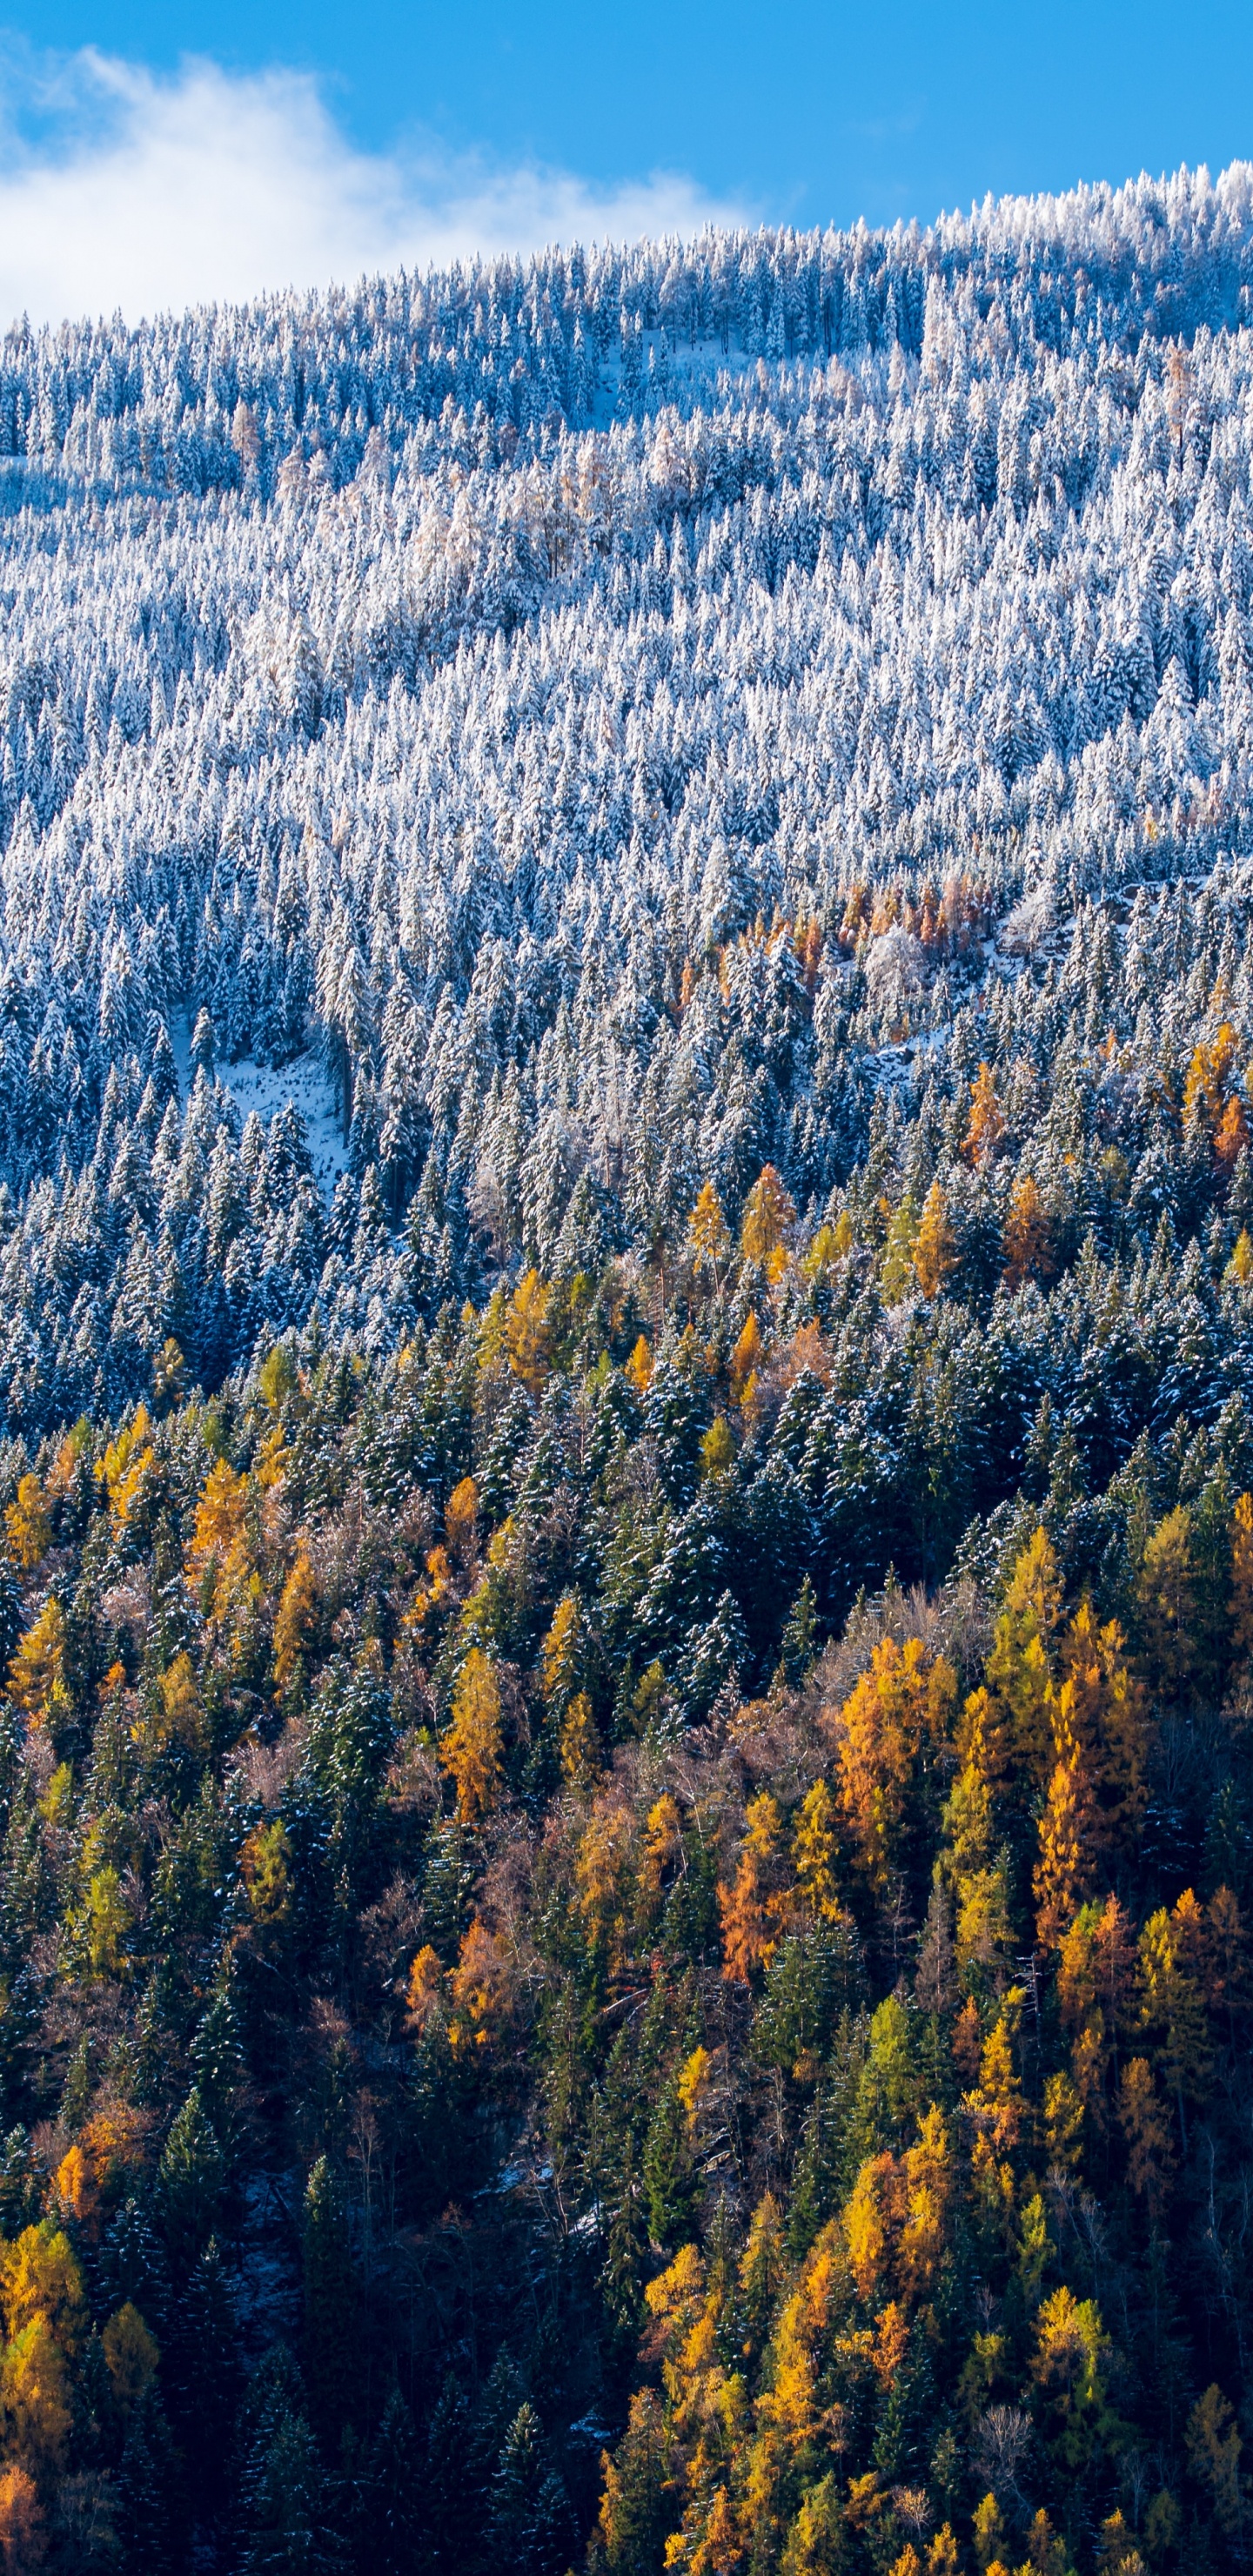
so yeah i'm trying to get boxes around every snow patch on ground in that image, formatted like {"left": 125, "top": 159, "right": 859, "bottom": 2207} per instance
{"left": 218, "top": 1051, "right": 350, "bottom": 1202}
{"left": 171, "top": 1013, "right": 348, "bottom": 1203}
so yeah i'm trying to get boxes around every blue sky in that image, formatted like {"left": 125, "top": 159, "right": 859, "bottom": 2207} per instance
{"left": 2, "top": 0, "right": 1253, "bottom": 322}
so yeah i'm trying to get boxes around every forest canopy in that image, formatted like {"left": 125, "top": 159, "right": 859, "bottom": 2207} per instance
{"left": 0, "top": 158, "right": 1250, "bottom": 2573}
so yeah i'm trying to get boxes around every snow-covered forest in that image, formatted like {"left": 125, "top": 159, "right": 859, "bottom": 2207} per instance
{"left": 4, "top": 164, "right": 1253, "bottom": 2574}
{"left": 3, "top": 162, "right": 1253, "bottom": 1439}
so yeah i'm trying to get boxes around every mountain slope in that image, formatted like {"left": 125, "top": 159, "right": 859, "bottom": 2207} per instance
{"left": 0, "top": 167, "right": 1250, "bottom": 2573}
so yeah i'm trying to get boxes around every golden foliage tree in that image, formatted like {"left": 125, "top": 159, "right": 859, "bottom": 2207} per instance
{"left": 185, "top": 1458, "right": 251, "bottom": 1619}
{"left": 985, "top": 1526, "right": 1062, "bottom": 1782}
{"left": 559, "top": 1691, "right": 600, "bottom": 1788}
{"left": 101, "top": 2302, "right": 159, "bottom": 2413}
{"left": 740, "top": 1164, "right": 797, "bottom": 1265}
{"left": 240, "top": 1819, "right": 292, "bottom": 1927}
{"left": 1231, "top": 1491, "right": 1253, "bottom": 1657}
{"left": 1034, "top": 1728, "right": 1094, "bottom": 1951}
{"left": 0, "top": 2463, "right": 44, "bottom": 2567}
{"left": 273, "top": 1544, "right": 317, "bottom": 1695}
{"left": 719, "top": 1793, "right": 791, "bottom": 1981}
{"left": 625, "top": 1334, "right": 653, "bottom": 1395}
{"left": 1183, "top": 1022, "right": 1238, "bottom": 1129}
{"left": 1029, "top": 2284, "right": 1110, "bottom": 2469}
{"left": 688, "top": 1180, "right": 732, "bottom": 1281}
{"left": 963, "top": 1062, "right": 1006, "bottom": 1164}
{"left": 834, "top": 1636, "right": 955, "bottom": 1886}
{"left": 913, "top": 1181, "right": 956, "bottom": 1297}
{"left": 439, "top": 1647, "right": 503, "bottom": 1822}
{"left": 96, "top": 1404, "right": 156, "bottom": 1528}
{"left": 1002, "top": 1172, "right": 1053, "bottom": 1288}
{"left": 1117, "top": 2057, "right": 1175, "bottom": 2214}
{"left": 792, "top": 1780, "right": 843, "bottom": 1922}
{"left": 504, "top": 1269, "right": 552, "bottom": 1393}
{"left": 730, "top": 1311, "right": 762, "bottom": 1401}
{"left": 444, "top": 1474, "right": 479, "bottom": 1561}
{"left": 8, "top": 1600, "right": 67, "bottom": 1729}
{"left": 447, "top": 1918, "right": 514, "bottom": 2051}
{"left": 1186, "top": 2386, "right": 1247, "bottom": 2538}
{"left": 4, "top": 1475, "right": 49, "bottom": 1573}
{"left": 541, "top": 1592, "right": 584, "bottom": 1714}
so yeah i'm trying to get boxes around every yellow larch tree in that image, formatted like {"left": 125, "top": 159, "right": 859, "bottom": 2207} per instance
{"left": 151, "top": 1650, "right": 203, "bottom": 1754}
{"left": 541, "top": 1591, "right": 584, "bottom": 1714}
{"left": 1058, "top": 1600, "right": 1148, "bottom": 1852}
{"left": 0, "top": 2465, "right": 43, "bottom": 2564}
{"left": 96, "top": 1403, "right": 156, "bottom": 1528}
{"left": 639, "top": 1792, "right": 682, "bottom": 1905}
{"left": 941, "top": 1686, "right": 1014, "bottom": 1994}
{"left": 880, "top": 1197, "right": 920, "bottom": 1305}
{"left": 241, "top": 1819, "right": 292, "bottom": 1927}
{"left": 504, "top": 1268, "right": 552, "bottom": 1393}
{"left": 575, "top": 1792, "right": 634, "bottom": 1962}
{"left": 962, "top": 2006, "right": 1024, "bottom": 2222}
{"left": 913, "top": 1181, "right": 956, "bottom": 1297}
{"left": 4, "top": 1473, "right": 50, "bottom": 1573}
{"left": 439, "top": 1647, "right": 503, "bottom": 1822}
{"left": 1231, "top": 1492, "right": 1253, "bottom": 1657}
{"left": 559, "top": 1692, "right": 600, "bottom": 1788}
{"left": 1002, "top": 1171, "right": 1053, "bottom": 1288}
{"left": 741, "top": 2222, "right": 844, "bottom": 2559}
{"left": 625, "top": 1334, "right": 653, "bottom": 1395}
{"left": 841, "top": 2106, "right": 953, "bottom": 2309}
{"left": 185, "top": 1457, "right": 252, "bottom": 1620}
{"left": 444, "top": 1475, "right": 479, "bottom": 1562}
{"left": 9, "top": 1598, "right": 68, "bottom": 1728}
{"left": 1215, "top": 1092, "right": 1250, "bottom": 1169}
{"left": 984, "top": 1526, "right": 1062, "bottom": 1783}
{"left": 740, "top": 1164, "right": 796, "bottom": 1265}
{"left": 102, "top": 2301, "right": 159, "bottom": 2413}
{"left": 688, "top": 1180, "right": 731, "bottom": 1283}
{"left": 1056, "top": 1893, "right": 1136, "bottom": 2118}
{"left": 1033, "top": 1710, "right": 1096, "bottom": 1950}
{"left": 1183, "top": 1022, "right": 1237, "bottom": 1130}
{"left": 447, "top": 1919, "right": 514, "bottom": 2052}
{"left": 729, "top": 1311, "right": 762, "bottom": 1401}
{"left": 1137, "top": 1889, "right": 1212, "bottom": 2132}
{"left": 1186, "top": 2385, "right": 1246, "bottom": 2538}
{"left": 1117, "top": 2056, "right": 1176, "bottom": 2214}
{"left": 792, "top": 1779, "right": 843, "bottom": 1922}
{"left": 832, "top": 1636, "right": 955, "bottom": 1888}
{"left": 273, "top": 1544, "right": 318, "bottom": 1695}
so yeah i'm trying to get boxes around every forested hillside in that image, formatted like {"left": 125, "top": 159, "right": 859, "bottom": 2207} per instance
{"left": 0, "top": 161, "right": 1252, "bottom": 2571}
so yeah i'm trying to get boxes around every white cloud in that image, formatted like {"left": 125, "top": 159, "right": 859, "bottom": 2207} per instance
{"left": 0, "top": 50, "right": 749, "bottom": 328}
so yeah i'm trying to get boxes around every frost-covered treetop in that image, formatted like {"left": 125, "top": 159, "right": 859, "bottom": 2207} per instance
{"left": 2, "top": 162, "right": 1253, "bottom": 1435}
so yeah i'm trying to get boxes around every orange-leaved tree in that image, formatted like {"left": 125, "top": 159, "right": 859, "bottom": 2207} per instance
{"left": 439, "top": 1647, "right": 503, "bottom": 1822}
{"left": 832, "top": 1635, "right": 955, "bottom": 1887}
{"left": 185, "top": 1457, "right": 252, "bottom": 1620}
{"left": 963, "top": 1062, "right": 1005, "bottom": 1164}
{"left": 719, "top": 1792, "right": 792, "bottom": 1981}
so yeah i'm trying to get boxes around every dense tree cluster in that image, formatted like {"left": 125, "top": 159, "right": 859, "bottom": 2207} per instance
{"left": 6, "top": 167, "right": 1253, "bottom": 1424}
{"left": 2, "top": 159, "right": 1253, "bottom": 2570}
{"left": 0, "top": 1202, "right": 1250, "bottom": 2569}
